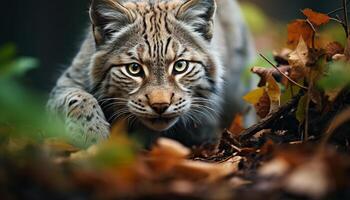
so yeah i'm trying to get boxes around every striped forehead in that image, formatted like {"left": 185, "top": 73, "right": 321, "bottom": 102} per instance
{"left": 113, "top": 1, "right": 182, "bottom": 64}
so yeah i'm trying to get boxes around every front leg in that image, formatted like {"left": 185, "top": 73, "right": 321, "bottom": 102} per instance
{"left": 48, "top": 87, "right": 110, "bottom": 146}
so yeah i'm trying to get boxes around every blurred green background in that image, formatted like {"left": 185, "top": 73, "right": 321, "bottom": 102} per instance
{"left": 0, "top": 0, "right": 339, "bottom": 93}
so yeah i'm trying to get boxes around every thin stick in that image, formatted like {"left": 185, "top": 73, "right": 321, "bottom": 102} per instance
{"left": 259, "top": 54, "right": 308, "bottom": 90}
{"left": 239, "top": 92, "right": 303, "bottom": 141}
{"left": 306, "top": 19, "right": 317, "bottom": 49}
{"left": 330, "top": 17, "right": 345, "bottom": 25}
{"left": 343, "top": 0, "right": 349, "bottom": 37}
{"left": 328, "top": 0, "right": 350, "bottom": 15}
{"left": 328, "top": 7, "right": 344, "bottom": 15}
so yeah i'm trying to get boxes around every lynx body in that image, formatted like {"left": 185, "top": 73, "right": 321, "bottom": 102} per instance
{"left": 48, "top": 0, "right": 255, "bottom": 146}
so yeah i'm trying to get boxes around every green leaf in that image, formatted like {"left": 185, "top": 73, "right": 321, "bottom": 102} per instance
{"left": 281, "top": 85, "right": 301, "bottom": 105}
{"left": 296, "top": 95, "right": 307, "bottom": 123}
{"left": 0, "top": 57, "right": 39, "bottom": 78}
{"left": 318, "top": 61, "right": 350, "bottom": 89}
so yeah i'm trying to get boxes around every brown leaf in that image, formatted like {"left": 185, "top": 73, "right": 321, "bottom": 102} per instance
{"left": 148, "top": 138, "right": 191, "bottom": 172}
{"left": 251, "top": 66, "right": 291, "bottom": 87}
{"left": 288, "top": 38, "right": 310, "bottom": 81}
{"left": 325, "top": 88, "right": 343, "bottom": 102}
{"left": 325, "top": 42, "right": 344, "bottom": 61}
{"left": 255, "top": 90, "right": 271, "bottom": 118}
{"left": 273, "top": 48, "right": 293, "bottom": 65}
{"left": 287, "top": 20, "right": 314, "bottom": 48}
{"left": 44, "top": 138, "right": 80, "bottom": 154}
{"left": 150, "top": 138, "right": 191, "bottom": 159}
{"left": 266, "top": 74, "right": 281, "bottom": 112}
{"left": 302, "top": 8, "right": 330, "bottom": 26}
{"left": 147, "top": 138, "right": 240, "bottom": 182}
{"left": 174, "top": 157, "right": 240, "bottom": 182}
{"left": 259, "top": 157, "right": 290, "bottom": 177}
{"left": 289, "top": 37, "right": 309, "bottom": 68}
{"left": 228, "top": 114, "right": 245, "bottom": 136}
{"left": 284, "top": 158, "right": 330, "bottom": 199}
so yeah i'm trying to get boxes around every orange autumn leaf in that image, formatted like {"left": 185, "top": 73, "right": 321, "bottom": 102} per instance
{"left": 287, "top": 20, "right": 314, "bottom": 48}
{"left": 228, "top": 114, "right": 245, "bottom": 136}
{"left": 302, "top": 8, "right": 330, "bottom": 26}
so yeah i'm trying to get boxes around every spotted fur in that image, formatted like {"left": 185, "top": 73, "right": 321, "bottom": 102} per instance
{"left": 48, "top": 0, "right": 255, "bottom": 146}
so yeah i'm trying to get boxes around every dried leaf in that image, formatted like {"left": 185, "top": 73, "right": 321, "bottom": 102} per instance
{"left": 325, "top": 42, "right": 344, "bottom": 61}
{"left": 70, "top": 145, "right": 99, "bottom": 160}
{"left": 251, "top": 66, "right": 291, "bottom": 87}
{"left": 287, "top": 20, "right": 314, "bottom": 48}
{"left": 255, "top": 90, "right": 271, "bottom": 118}
{"left": 288, "top": 38, "right": 310, "bottom": 81}
{"left": 302, "top": 8, "right": 330, "bottom": 26}
{"left": 228, "top": 114, "right": 245, "bottom": 136}
{"left": 259, "top": 157, "right": 290, "bottom": 177}
{"left": 151, "top": 138, "right": 191, "bottom": 159}
{"left": 325, "top": 88, "right": 343, "bottom": 102}
{"left": 266, "top": 74, "right": 281, "bottom": 112}
{"left": 285, "top": 158, "right": 330, "bottom": 199}
{"left": 174, "top": 157, "right": 240, "bottom": 181}
{"left": 289, "top": 37, "right": 309, "bottom": 68}
{"left": 147, "top": 138, "right": 240, "bottom": 182}
{"left": 44, "top": 138, "right": 80, "bottom": 153}
{"left": 273, "top": 48, "right": 293, "bottom": 65}
{"left": 243, "top": 87, "right": 265, "bottom": 105}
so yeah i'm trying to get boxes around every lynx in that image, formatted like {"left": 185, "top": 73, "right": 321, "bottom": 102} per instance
{"left": 48, "top": 0, "right": 255, "bottom": 146}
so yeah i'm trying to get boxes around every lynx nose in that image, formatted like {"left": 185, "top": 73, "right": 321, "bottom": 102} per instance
{"left": 151, "top": 103, "right": 170, "bottom": 115}
{"left": 146, "top": 88, "right": 173, "bottom": 115}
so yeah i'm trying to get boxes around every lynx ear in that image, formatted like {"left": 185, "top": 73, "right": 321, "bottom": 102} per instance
{"left": 176, "top": 0, "right": 216, "bottom": 41}
{"left": 89, "top": 0, "right": 135, "bottom": 45}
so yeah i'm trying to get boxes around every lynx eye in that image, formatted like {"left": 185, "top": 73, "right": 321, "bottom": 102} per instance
{"left": 126, "top": 63, "right": 143, "bottom": 76}
{"left": 173, "top": 60, "right": 189, "bottom": 74}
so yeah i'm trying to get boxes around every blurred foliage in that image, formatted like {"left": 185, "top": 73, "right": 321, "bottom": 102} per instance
{"left": 240, "top": 2, "right": 268, "bottom": 34}
{"left": 321, "top": 24, "right": 347, "bottom": 45}
{"left": 0, "top": 44, "right": 69, "bottom": 143}
{"left": 0, "top": 43, "right": 138, "bottom": 169}
{"left": 318, "top": 61, "right": 350, "bottom": 89}
{"left": 0, "top": 44, "right": 38, "bottom": 79}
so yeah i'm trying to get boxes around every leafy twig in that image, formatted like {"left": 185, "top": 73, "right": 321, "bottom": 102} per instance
{"left": 259, "top": 54, "right": 308, "bottom": 90}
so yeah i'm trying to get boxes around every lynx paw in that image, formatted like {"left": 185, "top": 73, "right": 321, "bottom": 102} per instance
{"left": 65, "top": 93, "right": 110, "bottom": 145}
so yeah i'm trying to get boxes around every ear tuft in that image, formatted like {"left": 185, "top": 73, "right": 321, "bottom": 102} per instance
{"left": 89, "top": 0, "right": 135, "bottom": 45}
{"left": 177, "top": 0, "right": 216, "bottom": 41}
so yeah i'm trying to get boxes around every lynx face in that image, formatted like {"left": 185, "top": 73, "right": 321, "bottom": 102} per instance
{"left": 90, "top": 0, "right": 223, "bottom": 131}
